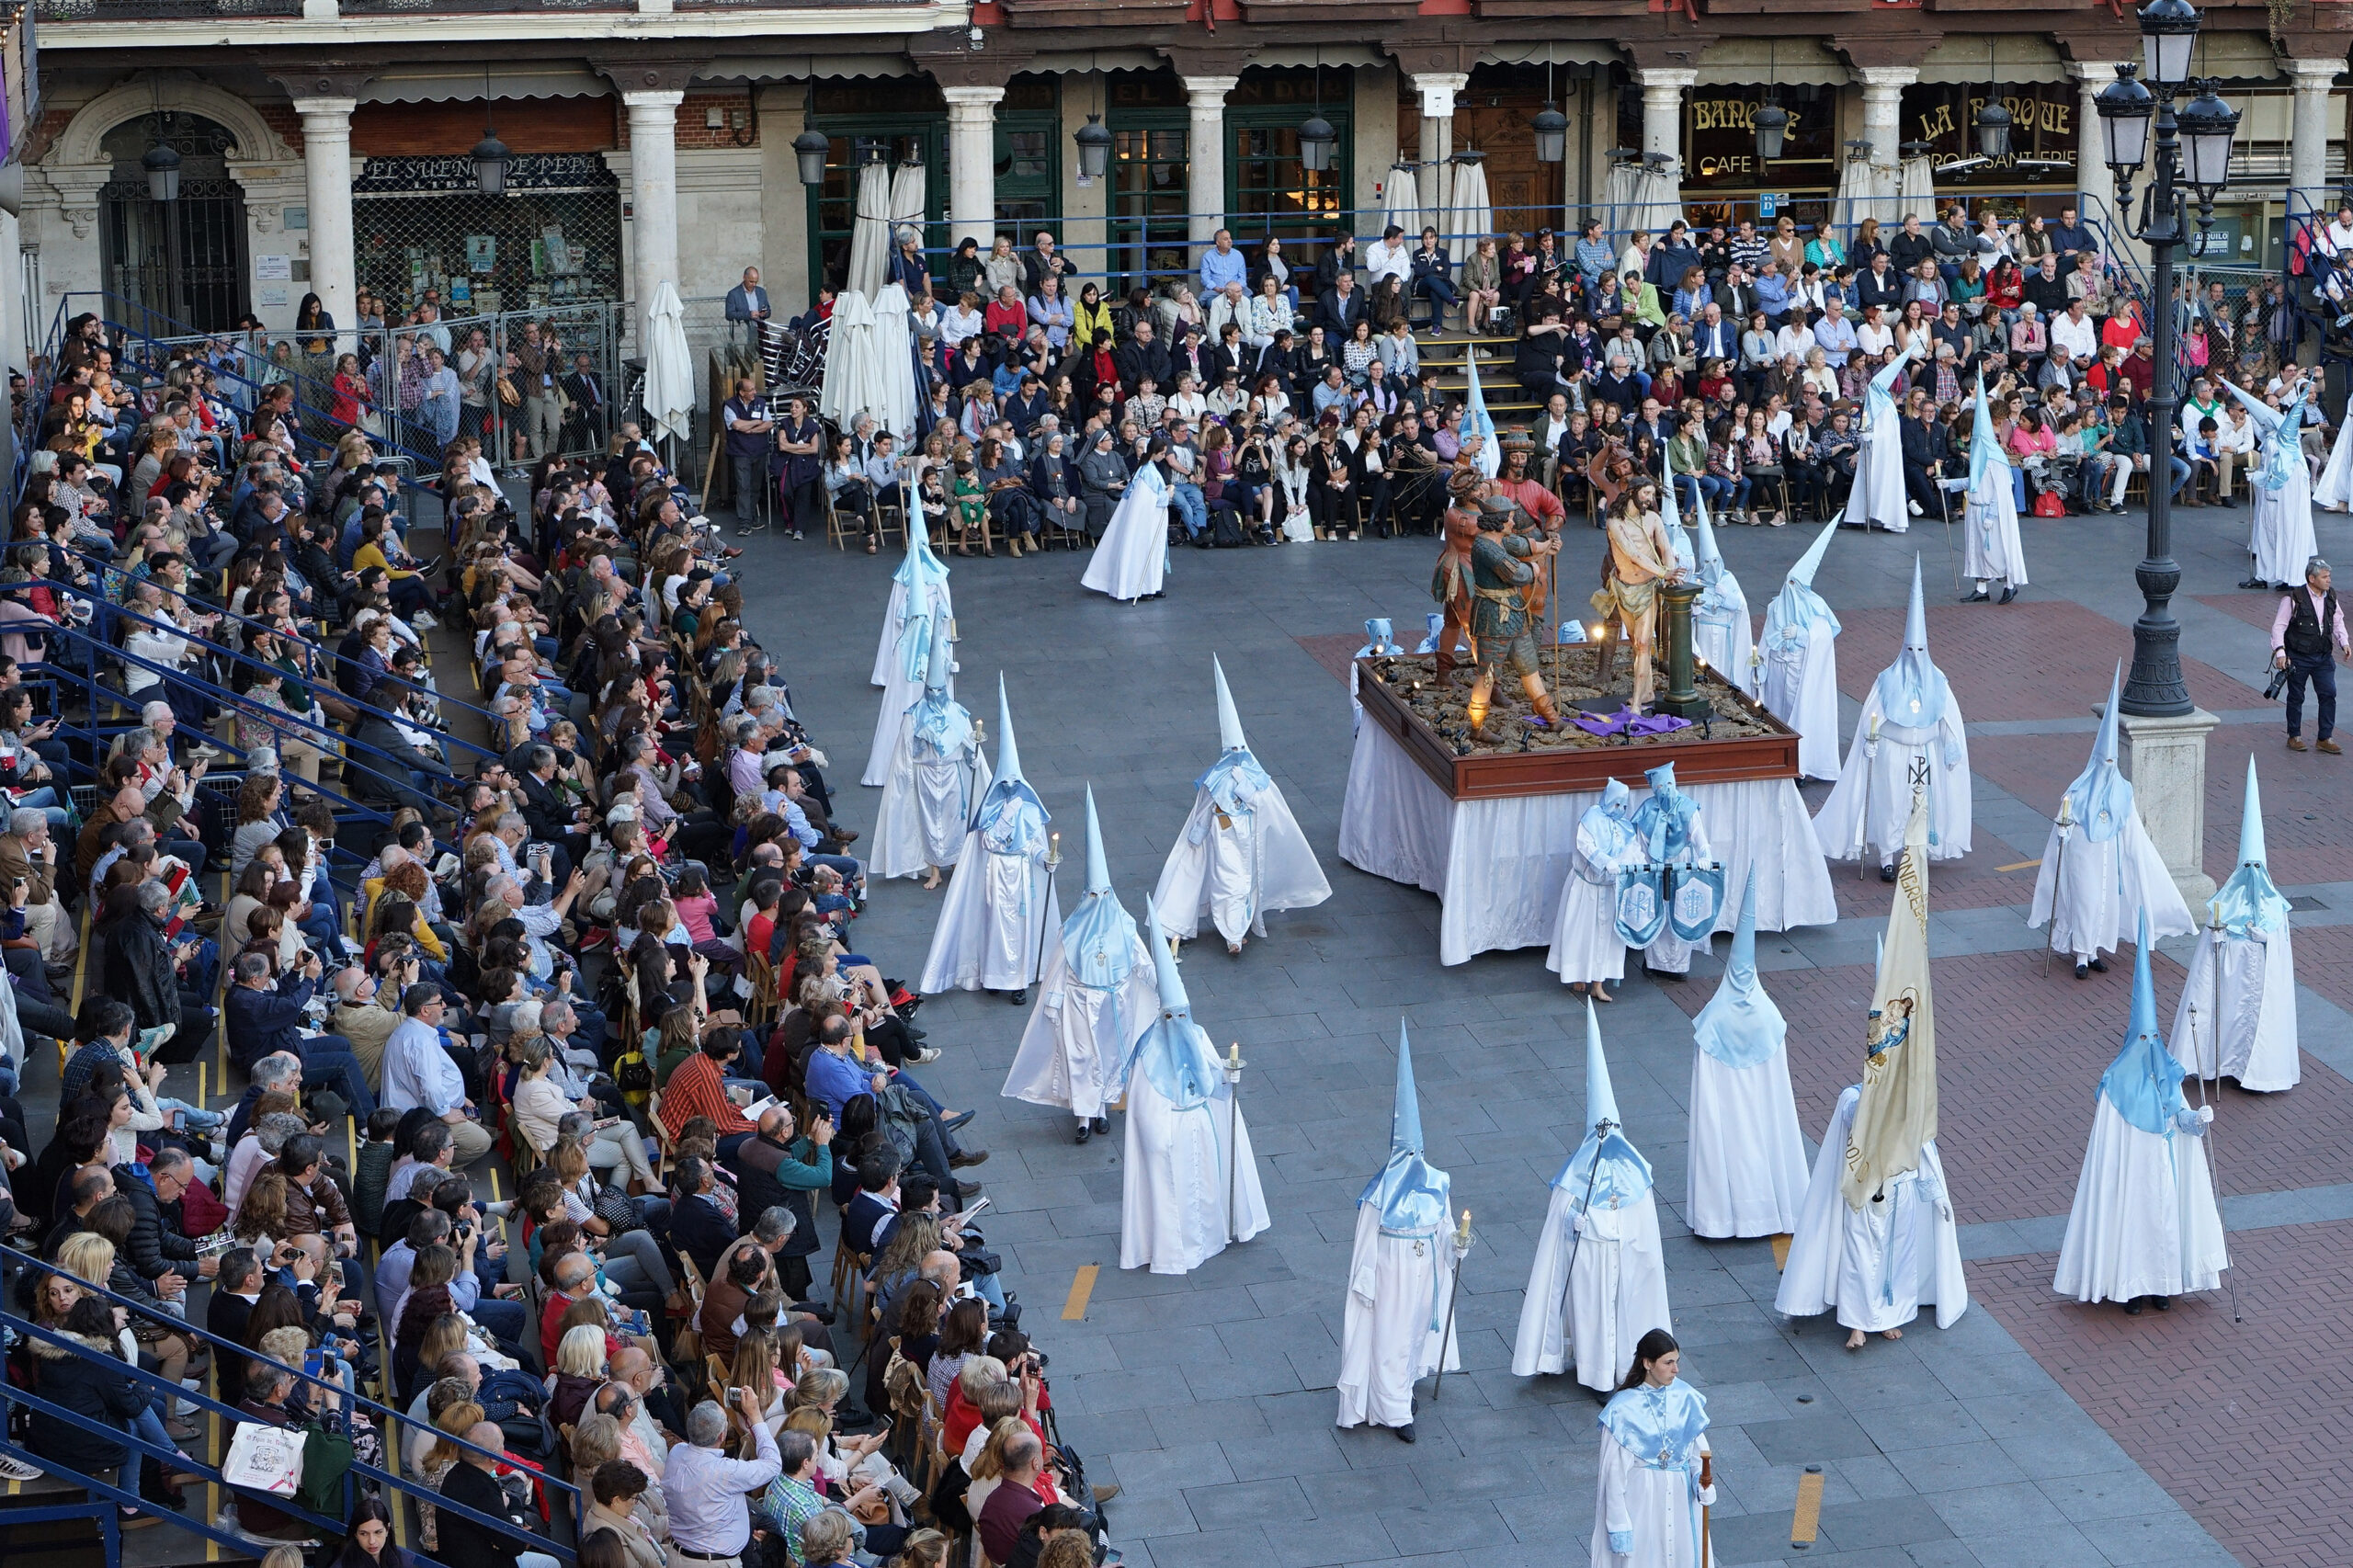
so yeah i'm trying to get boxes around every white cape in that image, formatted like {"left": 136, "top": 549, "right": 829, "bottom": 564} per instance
{"left": 1153, "top": 783, "right": 1333, "bottom": 944}
{"left": 1812, "top": 703, "right": 1972, "bottom": 866}
{"left": 1687, "top": 1044, "right": 1811, "bottom": 1240}
{"left": 2052, "top": 1096, "right": 2226, "bottom": 1304}
{"left": 1335, "top": 1206, "right": 1459, "bottom": 1429}
{"left": 1859, "top": 406, "right": 1911, "bottom": 533}
{"left": 2166, "top": 924, "right": 2300, "bottom": 1093}
{"left": 2028, "top": 818, "right": 2194, "bottom": 961}
{"left": 1691, "top": 580, "right": 1755, "bottom": 698}
{"left": 1757, "top": 621, "right": 1840, "bottom": 780}
{"left": 1961, "top": 469, "right": 2027, "bottom": 589}
{"left": 2249, "top": 463, "right": 2319, "bottom": 587}
{"left": 2314, "top": 415, "right": 2353, "bottom": 512}
{"left": 1545, "top": 859, "right": 1628, "bottom": 988}
{"left": 1510, "top": 1180, "right": 1671, "bottom": 1392}
{"left": 1774, "top": 1085, "right": 1969, "bottom": 1334}
{"left": 1082, "top": 462, "right": 1169, "bottom": 603}
{"left": 1120, "top": 1067, "right": 1269, "bottom": 1274}
{"left": 915, "top": 838, "right": 1063, "bottom": 994}
{"left": 1000, "top": 926, "right": 1160, "bottom": 1119}
{"left": 870, "top": 720, "right": 991, "bottom": 881}
{"left": 1590, "top": 1426, "right": 1713, "bottom": 1568}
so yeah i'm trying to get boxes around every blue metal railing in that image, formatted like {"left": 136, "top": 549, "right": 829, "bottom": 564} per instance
{"left": 0, "top": 1241, "right": 583, "bottom": 1562}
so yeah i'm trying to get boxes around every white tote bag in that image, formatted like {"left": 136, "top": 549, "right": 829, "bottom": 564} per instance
{"left": 223, "top": 1421, "right": 307, "bottom": 1497}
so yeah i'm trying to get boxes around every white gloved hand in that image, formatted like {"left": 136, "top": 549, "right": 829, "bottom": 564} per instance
{"left": 1696, "top": 1483, "right": 1718, "bottom": 1507}
{"left": 2199, "top": 1104, "right": 2215, "bottom": 1125}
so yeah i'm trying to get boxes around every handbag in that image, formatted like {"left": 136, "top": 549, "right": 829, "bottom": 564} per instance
{"left": 224, "top": 1420, "right": 307, "bottom": 1496}
{"left": 497, "top": 372, "right": 524, "bottom": 409}
{"left": 2031, "top": 488, "right": 2067, "bottom": 517}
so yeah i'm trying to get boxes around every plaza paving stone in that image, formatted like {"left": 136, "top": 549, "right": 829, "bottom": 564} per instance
{"left": 746, "top": 499, "right": 2353, "bottom": 1567}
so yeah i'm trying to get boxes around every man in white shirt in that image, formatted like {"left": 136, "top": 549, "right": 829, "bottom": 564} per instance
{"left": 663, "top": 1395, "right": 781, "bottom": 1567}
{"left": 381, "top": 984, "right": 494, "bottom": 1163}
{"left": 1813, "top": 299, "right": 1858, "bottom": 369}
{"left": 2052, "top": 299, "right": 2100, "bottom": 363}
{"left": 1774, "top": 315, "right": 1816, "bottom": 364}
{"left": 2216, "top": 400, "right": 2257, "bottom": 503}
{"left": 1365, "top": 224, "right": 1414, "bottom": 288}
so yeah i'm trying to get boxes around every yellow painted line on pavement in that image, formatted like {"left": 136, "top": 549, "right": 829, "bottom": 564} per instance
{"left": 1791, "top": 1470, "right": 1824, "bottom": 1544}
{"left": 1063, "top": 1265, "right": 1099, "bottom": 1321}
{"left": 1771, "top": 1233, "right": 1792, "bottom": 1270}
{"left": 1997, "top": 859, "right": 2042, "bottom": 872}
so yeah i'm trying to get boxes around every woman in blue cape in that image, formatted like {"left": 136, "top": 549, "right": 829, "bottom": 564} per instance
{"left": 1592, "top": 1328, "right": 1716, "bottom": 1567}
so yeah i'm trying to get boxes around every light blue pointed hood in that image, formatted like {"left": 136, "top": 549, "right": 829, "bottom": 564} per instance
{"left": 1693, "top": 868, "right": 1785, "bottom": 1069}
{"left": 2097, "top": 911, "right": 2190, "bottom": 1136}
{"left": 2063, "top": 664, "right": 2134, "bottom": 844}
{"left": 1356, "top": 618, "right": 1398, "bottom": 658}
{"left": 1551, "top": 1001, "right": 1654, "bottom": 1207}
{"left": 907, "top": 609, "right": 972, "bottom": 757}
{"left": 1416, "top": 611, "right": 1447, "bottom": 653}
{"left": 1197, "top": 655, "right": 1272, "bottom": 814}
{"left": 1764, "top": 517, "right": 1842, "bottom": 642}
{"left": 972, "top": 675, "right": 1050, "bottom": 850}
{"left": 1867, "top": 556, "right": 1952, "bottom": 730}
{"left": 1123, "top": 893, "right": 1226, "bottom": 1111}
{"left": 892, "top": 522, "right": 951, "bottom": 595}
{"left": 1359, "top": 1021, "right": 1452, "bottom": 1236}
{"left": 2210, "top": 756, "right": 2289, "bottom": 938}
{"left": 1865, "top": 339, "right": 1916, "bottom": 422}
{"left": 1060, "top": 786, "right": 1142, "bottom": 993}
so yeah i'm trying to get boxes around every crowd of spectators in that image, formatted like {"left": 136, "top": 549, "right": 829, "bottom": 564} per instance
{"left": 0, "top": 315, "right": 1106, "bottom": 1568}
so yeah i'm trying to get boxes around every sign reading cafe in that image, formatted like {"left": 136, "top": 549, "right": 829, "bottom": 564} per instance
{"left": 1683, "top": 93, "right": 1835, "bottom": 187}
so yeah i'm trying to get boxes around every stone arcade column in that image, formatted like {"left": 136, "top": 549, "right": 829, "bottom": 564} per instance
{"left": 1855, "top": 65, "right": 1917, "bottom": 224}
{"left": 1183, "top": 74, "right": 1239, "bottom": 254}
{"left": 942, "top": 85, "right": 1006, "bottom": 250}
{"left": 1632, "top": 67, "right": 1695, "bottom": 165}
{"left": 289, "top": 95, "right": 358, "bottom": 334}
{"left": 1414, "top": 72, "right": 1469, "bottom": 231}
{"left": 2286, "top": 58, "right": 2343, "bottom": 209}
{"left": 622, "top": 89, "right": 684, "bottom": 349}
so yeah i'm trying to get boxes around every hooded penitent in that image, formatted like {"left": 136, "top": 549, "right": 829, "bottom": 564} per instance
{"left": 2063, "top": 663, "right": 2133, "bottom": 844}
{"left": 1197, "top": 653, "right": 1274, "bottom": 817}
{"left": 907, "top": 608, "right": 972, "bottom": 758}
{"left": 1693, "top": 868, "right": 1783, "bottom": 1069}
{"left": 1868, "top": 556, "right": 1953, "bottom": 731}
{"left": 1764, "top": 515, "right": 1842, "bottom": 643}
{"left": 2210, "top": 756, "right": 2289, "bottom": 939}
{"left": 1360, "top": 1021, "right": 1451, "bottom": 1236}
{"left": 972, "top": 675, "right": 1049, "bottom": 848}
{"left": 2098, "top": 911, "right": 2190, "bottom": 1135}
{"left": 1552, "top": 1000, "right": 1654, "bottom": 1207}
{"left": 1126, "top": 892, "right": 1224, "bottom": 1110}
{"left": 1062, "top": 786, "right": 1140, "bottom": 994}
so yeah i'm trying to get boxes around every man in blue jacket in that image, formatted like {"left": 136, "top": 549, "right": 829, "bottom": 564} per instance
{"left": 223, "top": 949, "right": 376, "bottom": 1119}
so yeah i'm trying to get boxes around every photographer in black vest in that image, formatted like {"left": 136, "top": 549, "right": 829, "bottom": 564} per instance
{"left": 2272, "top": 556, "right": 2352, "bottom": 754}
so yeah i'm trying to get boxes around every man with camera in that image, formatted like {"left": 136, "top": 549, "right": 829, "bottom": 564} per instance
{"left": 2274, "top": 556, "right": 2351, "bottom": 753}
{"left": 731, "top": 1104, "right": 835, "bottom": 1302}
{"left": 225, "top": 951, "right": 376, "bottom": 1122}
{"left": 383, "top": 984, "right": 494, "bottom": 1165}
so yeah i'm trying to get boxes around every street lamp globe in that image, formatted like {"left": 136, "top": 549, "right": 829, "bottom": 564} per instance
{"left": 2095, "top": 66, "right": 2155, "bottom": 176}
{"left": 2138, "top": 0, "right": 2200, "bottom": 89}
{"left": 793, "top": 128, "right": 831, "bottom": 188}
{"left": 1298, "top": 114, "right": 1337, "bottom": 174}
{"left": 1531, "top": 99, "right": 1569, "bottom": 165}
{"left": 471, "top": 131, "right": 511, "bottom": 198}
{"left": 142, "top": 141, "right": 183, "bottom": 204}
{"left": 1074, "top": 114, "right": 1114, "bottom": 182}
{"left": 1973, "top": 97, "right": 2012, "bottom": 160}
{"left": 1753, "top": 100, "right": 1789, "bottom": 162}
{"left": 2176, "top": 82, "right": 2241, "bottom": 197}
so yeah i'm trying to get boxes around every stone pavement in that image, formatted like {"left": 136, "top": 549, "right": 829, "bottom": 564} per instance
{"left": 742, "top": 496, "right": 2353, "bottom": 1568}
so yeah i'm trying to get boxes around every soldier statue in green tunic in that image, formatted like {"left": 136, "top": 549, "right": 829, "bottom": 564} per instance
{"left": 1467, "top": 494, "right": 1563, "bottom": 737}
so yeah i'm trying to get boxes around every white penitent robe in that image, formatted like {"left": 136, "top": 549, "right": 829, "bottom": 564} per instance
{"left": 2248, "top": 449, "right": 2318, "bottom": 588}
{"left": 1546, "top": 826, "right": 1633, "bottom": 988}
{"left": 1686, "top": 1044, "right": 1810, "bottom": 1241}
{"left": 2028, "top": 820, "right": 2193, "bottom": 962}
{"left": 863, "top": 620, "right": 939, "bottom": 787}
{"left": 1335, "top": 1206, "right": 1459, "bottom": 1430}
{"left": 2315, "top": 415, "right": 2353, "bottom": 512}
{"left": 1812, "top": 706, "right": 1972, "bottom": 868}
{"left": 1120, "top": 1067, "right": 1269, "bottom": 1274}
{"left": 1859, "top": 401, "right": 1911, "bottom": 534}
{"left": 1758, "top": 622, "right": 1840, "bottom": 780}
{"left": 916, "top": 838, "right": 1063, "bottom": 994}
{"left": 2052, "top": 1096, "right": 2227, "bottom": 1304}
{"left": 2166, "top": 925, "right": 2301, "bottom": 1093}
{"left": 870, "top": 578, "right": 909, "bottom": 687}
{"left": 871, "top": 720, "right": 991, "bottom": 880}
{"left": 1154, "top": 774, "right": 1332, "bottom": 946}
{"left": 1961, "top": 466, "right": 2028, "bottom": 590}
{"left": 1511, "top": 1182, "right": 1672, "bottom": 1392}
{"left": 1775, "top": 1085, "right": 1968, "bottom": 1335}
{"left": 1081, "top": 461, "right": 1169, "bottom": 603}
{"left": 1001, "top": 926, "right": 1161, "bottom": 1119}
{"left": 1691, "top": 581, "right": 1755, "bottom": 699}
{"left": 1589, "top": 1428, "right": 1714, "bottom": 1568}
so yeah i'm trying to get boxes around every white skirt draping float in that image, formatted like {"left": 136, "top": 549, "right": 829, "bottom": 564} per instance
{"left": 1153, "top": 788, "right": 1332, "bottom": 945}
{"left": 916, "top": 841, "right": 1063, "bottom": 994}
{"left": 1000, "top": 927, "right": 1161, "bottom": 1120}
{"left": 1120, "top": 1070, "right": 1269, "bottom": 1275}
{"left": 2028, "top": 819, "right": 2194, "bottom": 962}
{"left": 1686, "top": 1045, "right": 1811, "bottom": 1240}
{"left": 1511, "top": 1182, "right": 1672, "bottom": 1391}
{"left": 1335, "top": 1206, "right": 1459, "bottom": 1430}
{"left": 2052, "top": 1096, "right": 2227, "bottom": 1304}
{"left": 2166, "top": 925, "right": 2300, "bottom": 1092}
{"left": 1340, "top": 721, "right": 1836, "bottom": 965}
{"left": 1082, "top": 466, "right": 1169, "bottom": 603}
